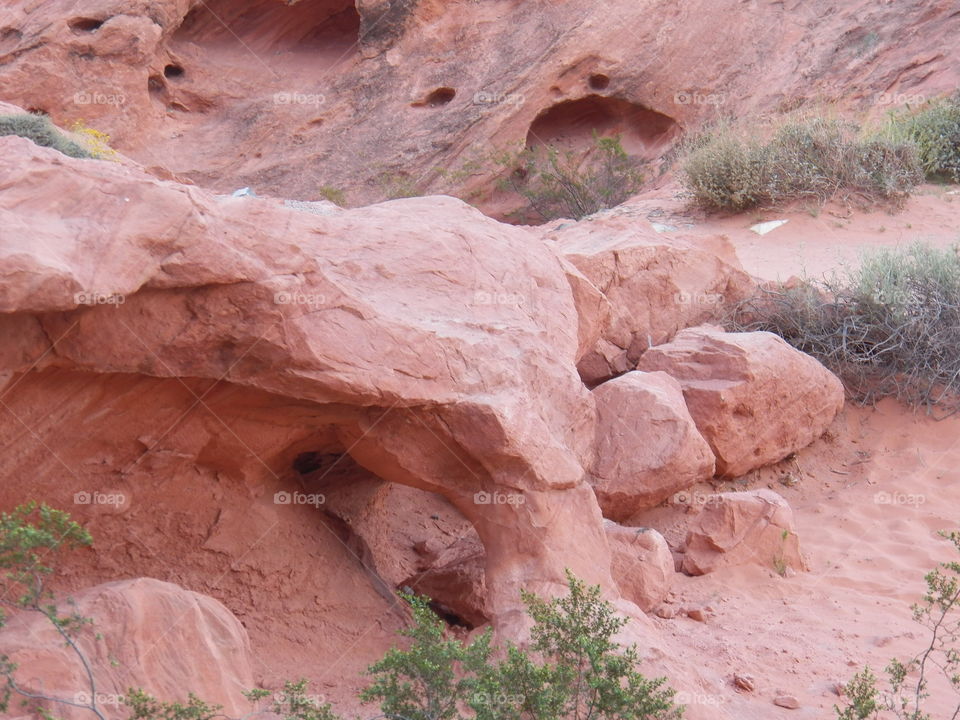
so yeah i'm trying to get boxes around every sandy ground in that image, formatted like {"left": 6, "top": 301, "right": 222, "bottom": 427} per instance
{"left": 631, "top": 181, "right": 960, "bottom": 282}
{"left": 632, "top": 399, "right": 960, "bottom": 718}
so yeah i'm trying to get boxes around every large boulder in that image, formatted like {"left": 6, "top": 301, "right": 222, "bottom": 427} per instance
{"left": 320, "top": 473, "right": 489, "bottom": 626}
{"left": 605, "top": 522, "right": 674, "bottom": 612}
{"left": 0, "top": 134, "right": 615, "bottom": 627}
{"left": 0, "top": 578, "right": 254, "bottom": 720}
{"left": 681, "top": 489, "right": 806, "bottom": 576}
{"left": 637, "top": 325, "right": 844, "bottom": 477}
{"left": 547, "top": 217, "right": 754, "bottom": 384}
{"left": 589, "top": 371, "right": 715, "bottom": 520}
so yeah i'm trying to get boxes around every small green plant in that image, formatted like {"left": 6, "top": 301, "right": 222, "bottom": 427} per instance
{"left": 363, "top": 571, "right": 682, "bottom": 720}
{"left": 124, "top": 689, "right": 222, "bottom": 720}
{"left": 773, "top": 529, "right": 791, "bottom": 577}
{"left": 834, "top": 667, "right": 880, "bottom": 720}
{"left": 378, "top": 171, "right": 422, "bottom": 200}
{"left": 0, "top": 114, "right": 92, "bottom": 159}
{"left": 834, "top": 529, "right": 960, "bottom": 720}
{"left": 681, "top": 115, "right": 922, "bottom": 212}
{"left": 500, "top": 134, "right": 644, "bottom": 221}
{"left": 360, "top": 593, "right": 493, "bottom": 720}
{"left": 880, "top": 93, "right": 960, "bottom": 183}
{"left": 317, "top": 185, "right": 347, "bottom": 207}
{"left": 0, "top": 503, "right": 99, "bottom": 718}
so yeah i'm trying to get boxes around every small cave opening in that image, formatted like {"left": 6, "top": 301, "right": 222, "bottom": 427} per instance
{"left": 428, "top": 601, "right": 474, "bottom": 630}
{"left": 164, "top": 63, "right": 185, "bottom": 80}
{"left": 68, "top": 17, "right": 105, "bottom": 33}
{"left": 412, "top": 87, "right": 456, "bottom": 108}
{"left": 526, "top": 94, "right": 679, "bottom": 161}
{"left": 292, "top": 450, "right": 345, "bottom": 477}
{"left": 173, "top": 0, "right": 361, "bottom": 58}
{"left": 588, "top": 73, "right": 611, "bottom": 90}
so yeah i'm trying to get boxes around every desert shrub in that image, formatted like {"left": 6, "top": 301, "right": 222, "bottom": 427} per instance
{"left": 728, "top": 242, "right": 960, "bottom": 415}
{"left": 317, "top": 185, "right": 347, "bottom": 206}
{"left": 0, "top": 113, "right": 92, "bottom": 159}
{"left": 681, "top": 115, "right": 922, "bottom": 211}
{"left": 881, "top": 93, "right": 960, "bottom": 183}
{"left": 835, "top": 529, "right": 960, "bottom": 720}
{"left": 70, "top": 120, "right": 119, "bottom": 161}
{"left": 500, "top": 134, "right": 645, "bottom": 221}
{"left": 363, "top": 571, "right": 682, "bottom": 720}
{"left": 0, "top": 503, "right": 100, "bottom": 718}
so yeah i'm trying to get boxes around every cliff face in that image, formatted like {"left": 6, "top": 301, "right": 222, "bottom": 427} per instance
{"left": 2, "top": 0, "right": 960, "bottom": 717}
{"left": 1, "top": 0, "right": 957, "bottom": 209}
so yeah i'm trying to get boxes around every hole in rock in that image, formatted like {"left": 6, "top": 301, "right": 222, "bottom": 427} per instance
{"left": 164, "top": 64, "right": 185, "bottom": 79}
{"left": 428, "top": 600, "right": 474, "bottom": 629}
{"left": 69, "top": 17, "right": 105, "bottom": 33}
{"left": 0, "top": 27, "right": 22, "bottom": 52}
{"left": 526, "top": 94, "right": 679, "bottom": 161}
{"left": 412, "top": 87, "right": 456, "bottom": 108}
{"left": 588, "top": 73, "right": 610, "bottom": 90}
{"left": 293, "top": 451, "right": 346, "bottom": 477}
{"left": 174, "top": 0, "right": 361, "bottom": 58}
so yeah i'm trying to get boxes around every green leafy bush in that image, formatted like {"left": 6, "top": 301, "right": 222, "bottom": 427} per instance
{"left": 501, "top": 135, "right": 645, "bottom": 221}
{"left": 0, "top": 114, "right": 92, "bottom": 159}
{"left": 728, "top": 242, "right": 960, "bottom": 415}
{"left": 363, "top": 571, "right": 682, "bottom": 720}
{"left": 880, "top": 93, "right": 960, "bottom": 182}
{"left": 0, "top": 503, "right": 98, "bottom": 718}
{"left": 681, "top": 115, "right": 922, "bottom": 211}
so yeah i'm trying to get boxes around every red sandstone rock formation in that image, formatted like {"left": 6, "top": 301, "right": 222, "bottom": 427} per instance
{"left": 637, "top": 325, "right": 845, "bottom": 477}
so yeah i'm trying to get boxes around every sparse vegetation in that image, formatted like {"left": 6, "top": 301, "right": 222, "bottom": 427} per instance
{"left": 70, "top": 120, "right": 119, "bottom": 161}
{"left": 0, "top": 113, "right": 92, "bottom": 159}
{"left": 317, "top": 185, "right": 347, "bottom": 206}
{"left": 879, "top": 93, "right": 960, "bottom": 183}
{"left": 364, "top": 570, "right": 682, "bottom": 720}
{"left": 835, "top": 529, "right": 960, "bottom": 720}
{"left": 499, "top": 134, "right": 644, "bottom": 221}
{"left": 0, "top": 503, "right": 100, "bottom": 718}
{"left": 0, "top": 507, "right": 679, "bottom": 720}
{"left": 728, "top": 242, "right": 960, "bottom": 416}
{"left": 681, "top": 115, "right": 922, "bottom": 211}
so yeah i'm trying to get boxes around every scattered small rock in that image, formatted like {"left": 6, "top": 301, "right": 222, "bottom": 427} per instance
{"left": 685, "top": 607, "right": 708, "bottom": 622}
{"left": 655, "top": 605, "right": 677, "bottom": 619}
{"left": 733, "top": 673, "right": 755, "bottom": 692}
{"left": 773, "top": 694, "right": 800, "bottom": 709}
